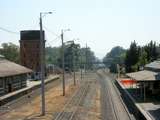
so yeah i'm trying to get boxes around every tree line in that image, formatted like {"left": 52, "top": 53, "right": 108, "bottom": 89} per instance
{"left": 46, "top": 43, "right": 97, "bottom": 71}
{"left": 103, "top": 40, "right": 160, "bottom": 73}
{"left": 0, "top": 42, "right": 97, "bottom": 71}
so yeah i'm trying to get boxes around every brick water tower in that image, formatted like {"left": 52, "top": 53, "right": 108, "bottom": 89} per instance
{"left": 20, "top": 30, "right": 45, "bottom": 79}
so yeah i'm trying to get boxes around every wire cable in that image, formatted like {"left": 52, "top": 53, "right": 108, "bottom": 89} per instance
{"left": 43, "top": 25, "right": 59, "bottom": 37}
{"left": 0, "top": 27, "right": 19, "bottom": 35}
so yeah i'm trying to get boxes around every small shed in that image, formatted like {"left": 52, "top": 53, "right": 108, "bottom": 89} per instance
{"left": 0, "top": 59, "right": 32, "bottom": 95}
{"left": 126, "top": 70, "right": 160, "bottom": 101}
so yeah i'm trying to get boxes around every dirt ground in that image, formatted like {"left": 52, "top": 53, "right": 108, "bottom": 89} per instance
{"left": 74, "top": 75, "right": 101, "bottom": 120}
{"left": 0, "top": 72, "right": 101, "bottom": 120}
{"left": 0, "top": 75, "right": 78, "bottom": 120}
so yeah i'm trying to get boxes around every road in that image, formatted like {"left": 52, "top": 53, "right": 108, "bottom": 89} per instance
{"left": 97, "top": 70, "right": 135, "bottom": 120}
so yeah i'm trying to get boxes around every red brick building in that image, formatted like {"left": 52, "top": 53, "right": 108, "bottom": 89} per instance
{"left": 20, "top": 30, "right": 45, "bottom": 79}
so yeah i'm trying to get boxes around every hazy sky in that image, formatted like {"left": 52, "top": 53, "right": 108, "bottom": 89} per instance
{"left": 0, "top": 0, "right": 160, "bottom": 59}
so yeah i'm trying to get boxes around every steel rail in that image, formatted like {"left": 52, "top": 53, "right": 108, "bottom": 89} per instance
{"left": 105, "top": 78, "right": 120, "bottom": 120}
{"left": 69, "top": 84, "right": 89, "bottom": 120}
{"left": 106, "top": 71, "right": 134, "bottom": 120}
{"left": 54, "top": 82, "right": 89, "bottom": 120}
{"left": 99, "top": 70, "right": 133, "bottom": 120}
{"left": 54, "top": 84, "right": 83, "bottom": 120}
{"left": 112, "top": 79, "right": 134, "bottom": 120}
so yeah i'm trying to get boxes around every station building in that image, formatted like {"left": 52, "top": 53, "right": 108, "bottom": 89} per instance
{"left": 126, "top": 61, "right": 160, "bottom": 101}
{"left": 0, "top": 57, "right": 32, "bottom": 96}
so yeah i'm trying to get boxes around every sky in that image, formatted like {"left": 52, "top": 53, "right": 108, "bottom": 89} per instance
{"left": 0, "top": 0, "right": 160, "bottom": 59}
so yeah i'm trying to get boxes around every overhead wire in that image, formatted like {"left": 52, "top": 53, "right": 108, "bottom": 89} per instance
{"left": 43, "top": 25, "right": 62, "bottom": 47}
{"left": 0, "top": 27, "right": 19, "bottom": 35}
{"left": 43, "top": 25, "right": 59, "bottom": 37}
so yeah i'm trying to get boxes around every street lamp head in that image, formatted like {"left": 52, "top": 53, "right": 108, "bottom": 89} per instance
{"left": 40, "top": 11, "right": 54, "bottom": 18}
{"left": 48, "top": 12, "right": 53, "bottom": 14}
{"left": 66, "top": 29, "right": 71, "bottom": 31}
{"left": 63, "top": 28, "right": 71, "bottom": 32}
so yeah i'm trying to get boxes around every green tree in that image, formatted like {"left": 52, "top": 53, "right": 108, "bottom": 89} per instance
{"left": 45, "top": 47, "right": 60, "bottom": 64}
{"left": 64, "top": 42, "right": 80, "bottom": 71}
{"left": 138, "top": 48, "right": 148, "bottom": 67}
{"left": 0, "top": 42, "right": 20, "bottom": 63}
{"left": 125, "top": 41, "right": 139, "bottom": 72}
{"left": 103, "top": 46, "right": 126, "bottom": 73}
{"left": 144, "top": 41, "right": 158, "bottom": 62}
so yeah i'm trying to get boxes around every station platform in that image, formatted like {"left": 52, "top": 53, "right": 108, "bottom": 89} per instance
{"left": 0, "top": 75, "right": 59, "bottom": 106}
{"left": 116, "top": 78, "right": 160, "bottom": 120}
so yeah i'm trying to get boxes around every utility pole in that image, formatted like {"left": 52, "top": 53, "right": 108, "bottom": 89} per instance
{"left": 73, "top": 42, "right": 76, "bottom": 85}
{"left": 80, "top": 48, "right": 83, "bottom": 80}
{"left": 61, "top": 30, "right": 65, "bottom": 96}
{"left": 39, "top": 11, "right": 52, "bottom": 116}
{"left": 85, "top": 43, "right": 88, "bottom": 74}
{"left": 117, "top": 64, "right": 120, "bottom": 79}
{"left": 40, "top": 12, "right": 45, "bottom": 116}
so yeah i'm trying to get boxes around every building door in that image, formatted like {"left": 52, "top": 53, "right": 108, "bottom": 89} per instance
{"left": 8, "top": 83, "right": 12, "bottom": 92}
{"left": 6, "top": 77, "right": 12, "bottom": 93}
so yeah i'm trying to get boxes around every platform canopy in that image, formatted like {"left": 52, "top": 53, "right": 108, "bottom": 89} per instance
{"left": 126, "top": 70, "right": 160, "bottom": 82}
{"left": 145, "top": 61, "right": 160, "bottom": 72}
{"left": 0, "top": 59, "right": 32, "bottom": 78}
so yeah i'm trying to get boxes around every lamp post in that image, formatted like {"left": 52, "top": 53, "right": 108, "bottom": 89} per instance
{"left": 66, "top": 39, "right": 79, "bottom": 85}
{"left": 72, "top": 39, "right": 79, "bottom": 85}
{"left": 80, "top": 47, "right": 83, "bottom": 81}
{"left": 61, "top": 29, "right": 70, "bottom": 96}
{"left": 40, "top": 11, "right": 52, "bottom": 116}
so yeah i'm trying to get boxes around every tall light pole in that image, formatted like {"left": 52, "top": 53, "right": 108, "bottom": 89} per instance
{"left": 85, "top": 43, "right": 88, "bottom": 74}
{"left": 61, "top": 29, "right": 70, "bottom": 96}
{"left": 40, "top": 11, "right": 52, "bottom": 116}
{"left": 61, "top": 30, "right": 65, "bottom": 96}
{"left": 80, "top": 47, "right": 83, "bottom": 81}
{"left": 67, "top": 39, "right": 79, "bottom": 85}
{"left": 72, "top": 41, "right": 76, "bottom": 86}
{"left": 72, "top": 39, "right": 79, "bottom": 85}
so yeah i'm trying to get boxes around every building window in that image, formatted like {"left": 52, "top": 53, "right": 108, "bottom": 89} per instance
{"left": 0, "top": 78, "right": 3, "bottom": 88}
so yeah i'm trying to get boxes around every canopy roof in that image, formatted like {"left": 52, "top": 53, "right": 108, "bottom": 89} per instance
{"left": 0, "top": 59, "right": 32, "bottom": 78}
{"left": 145, "top": 61, "right": 160, "bottom": 71}
{"left": 126, "top": 70, "right": 160, "bottom": 82}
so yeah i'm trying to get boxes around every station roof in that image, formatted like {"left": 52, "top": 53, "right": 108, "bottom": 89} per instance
{"left": 145, "top": 61, "right": 160, "bottom": 71}
{"left": 126, "top": 70, "right": 160, "bottom": 82}
{"left": 0, "top": 59, "right": 32, "bottom": 78}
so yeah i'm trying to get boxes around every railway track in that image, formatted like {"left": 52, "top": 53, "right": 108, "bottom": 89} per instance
{"left": 54, "top": 81, "right": 90, "bottom": 120}
{"left": 108, "top": 76, "right": 134, "bottom": 120}
{"left": 98, "top": 71, "right": 134, "bottom": 120}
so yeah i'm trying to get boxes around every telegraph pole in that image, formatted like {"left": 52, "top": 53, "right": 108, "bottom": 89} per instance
{"left": 80, "top": 48, "right": 83, "bottom": 80}
{"left": 39, "top": 12, "right": 52, "bottom": 115}
{"left": 61, "top": 30, "right": 65, "bottom": 96}
{"left": 40, "top": 12, "right": 45, "bottom": 116}
{"left": 85, "top": 43, "right": 88, "bottom": 73}
{"left": 73, "top": 42, "right": 76, "bottom": 85}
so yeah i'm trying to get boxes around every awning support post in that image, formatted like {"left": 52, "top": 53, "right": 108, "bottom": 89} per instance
{"left": 144, "top": 82, "right": 146, "bottom": 102}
